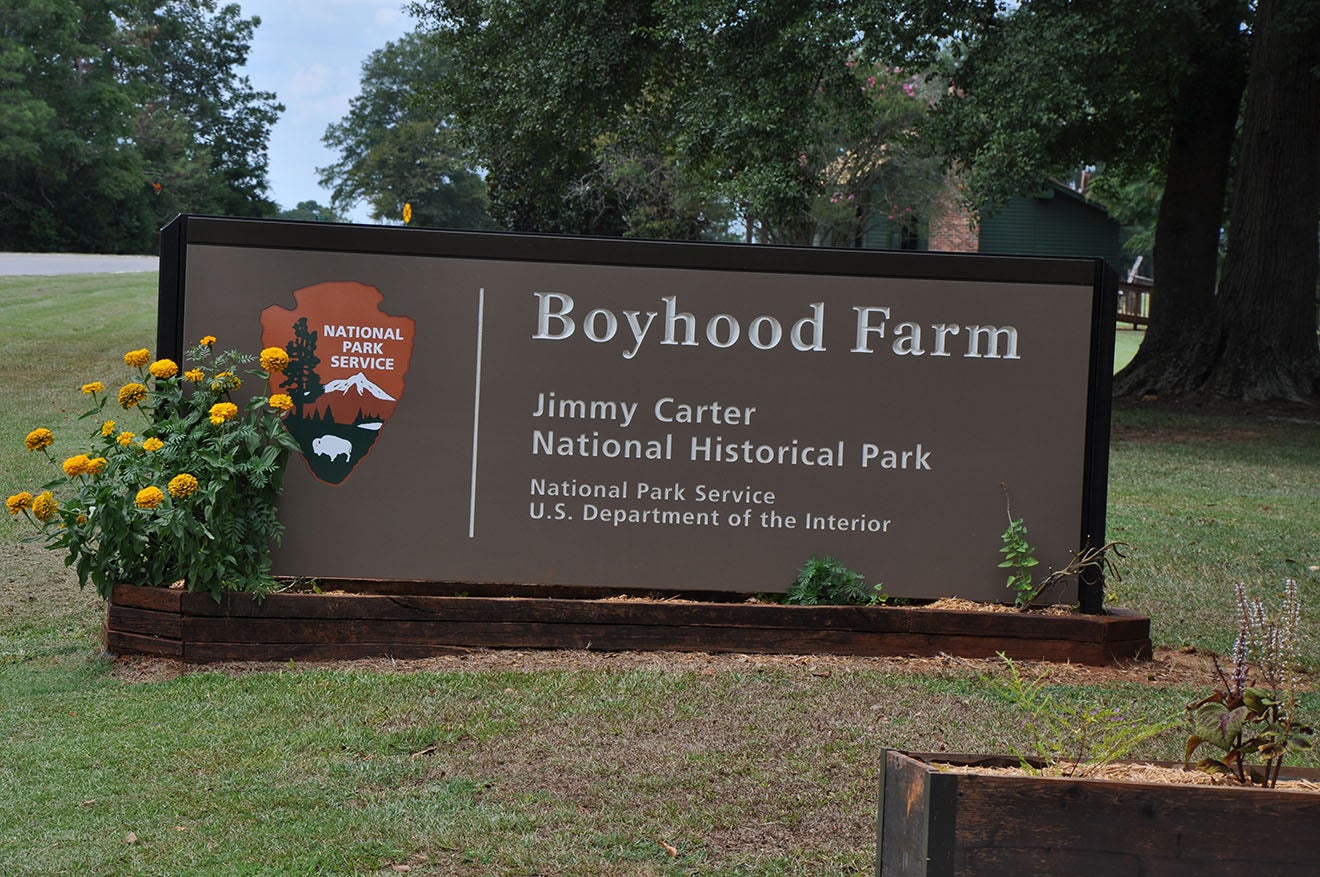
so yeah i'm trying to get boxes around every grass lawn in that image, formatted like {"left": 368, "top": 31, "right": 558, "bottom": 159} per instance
{"left": 2, "top": 274, "right": 1317, "bottom": 875}
{"left": 1113, "top": 326, "right": 1144, "bottom": 372}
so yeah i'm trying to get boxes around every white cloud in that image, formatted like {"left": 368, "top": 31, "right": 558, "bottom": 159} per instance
{"left": 286, "top": 62, "right": 337, "bottom": 99}
{"left": 234, "top": 0, "right": 415, "bottom": 218}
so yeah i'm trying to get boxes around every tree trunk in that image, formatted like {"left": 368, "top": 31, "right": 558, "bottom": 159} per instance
{"left": 1113, "top": 0, "right": 1247, "bottom": 397}
{"left": 1188, "top": 0, "right": 1320, "bottom": 401}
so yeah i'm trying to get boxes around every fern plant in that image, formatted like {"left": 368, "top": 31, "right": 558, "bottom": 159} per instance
{"left": 786, "top": 556, "right": 883, "bottom": 605}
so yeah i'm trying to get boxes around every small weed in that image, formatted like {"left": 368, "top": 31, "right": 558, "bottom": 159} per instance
{"left": 1185, "top": 580, "right": 1315, "bottom": 786}
{"left": 990, "top": 654, "right": 1179, "bottom": 776}
{"left": 785, "top": 556, "right": 883, "bottom": 605}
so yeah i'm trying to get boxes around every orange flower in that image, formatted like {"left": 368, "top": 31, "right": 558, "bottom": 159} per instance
{"left": 31, "top": 491, "right": 57, "bottom": 522}
{"left": 148, "top": 359, "right": 179, "bottom": 379}
{"left": 134, "top": 486, "right": 165, "bottom": 509}
{"left": 208, "top": 402, "right": 239, "bottom": 426}
{"left": 6, "top": 492, "right": 32, "bottom": 515}
{"left": 199, "top": 335, "right": 217, "bottom": 347}
{"left": 124, "top": 348, "right": 150, "bottom": 368}
{"left": 24, "top": 428, "right": 54, "bottom": 451}
{"left": 118, "top": 382, "right": 147, "bottom": 408}
{"left": 168, "top": 473, "right": 199, "bottom": 499}
{"left": 268, "top": 394, "right": 294, "bottom": 412}
{"left": 81, "top": 381, "right": 104, "bottom": 395}
{"left": 260, "top": 347, "right": 290, "bottom": 373}
{"left": 62, "top": 454, "right": 90, "bottom": 476}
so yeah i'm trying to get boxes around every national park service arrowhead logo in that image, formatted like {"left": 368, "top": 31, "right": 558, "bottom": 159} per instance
{"left": 260, "top": 282, "right": 415, "bottom": 485}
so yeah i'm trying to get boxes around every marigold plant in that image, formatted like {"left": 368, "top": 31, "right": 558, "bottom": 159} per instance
{"left": 7, "top": 339, "right": 299, "bottom": 599}
{"left": 31, "top": 491, "right": 57, "bottom": 522}
{"left": 118, "top": 382, "right": 148, "bottom": 408}
{"left": 259, "top": 347, "right": 290, "bottom": 373}
{"left": 25, "top": 428, "right": 54, "bottom": 451}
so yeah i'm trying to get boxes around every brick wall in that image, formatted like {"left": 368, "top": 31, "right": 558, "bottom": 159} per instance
{"left": 927, "top": 188, "right": 979, "bottom": 253}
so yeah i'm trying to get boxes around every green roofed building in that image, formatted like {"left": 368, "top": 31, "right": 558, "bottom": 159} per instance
{"left": 863, "top": 179, "right": 1127, "bottom": 273}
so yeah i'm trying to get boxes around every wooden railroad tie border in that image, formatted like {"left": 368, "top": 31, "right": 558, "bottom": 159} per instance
{"left": 105, "top": 584, "right": 1153, "bottom": 666}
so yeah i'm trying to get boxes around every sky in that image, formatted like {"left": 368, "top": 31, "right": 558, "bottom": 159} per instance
{"left": 235, "top": 0, "right": 417, "bottom": 222}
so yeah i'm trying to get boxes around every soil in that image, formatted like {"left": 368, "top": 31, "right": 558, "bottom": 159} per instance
{"left": 108, "top": 643, "right": 1223, "bottom": 688}
{"left": 934, "top": 760, "right": 1320, "bottom": 793}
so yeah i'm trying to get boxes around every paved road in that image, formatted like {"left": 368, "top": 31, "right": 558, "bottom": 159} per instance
{"left": 0, "top": 253, "right": 158, "bottom": 275}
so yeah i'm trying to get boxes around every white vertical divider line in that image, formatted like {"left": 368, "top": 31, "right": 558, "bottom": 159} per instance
{"left": 468, "top": 287, "right": 486, "bottom": 539}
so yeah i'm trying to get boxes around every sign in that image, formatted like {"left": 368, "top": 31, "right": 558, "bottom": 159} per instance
{"left": 158, "top": 217, "right": 1115, "bottom": 604}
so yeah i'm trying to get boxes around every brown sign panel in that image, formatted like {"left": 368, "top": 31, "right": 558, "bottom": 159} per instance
{"left": 159, "top": 217, "right": 1114, "bottom": 604}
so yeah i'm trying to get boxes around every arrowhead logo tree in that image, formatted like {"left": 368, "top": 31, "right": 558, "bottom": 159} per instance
{"left": 260, "top": 282, "right": 415, "bottom": 485}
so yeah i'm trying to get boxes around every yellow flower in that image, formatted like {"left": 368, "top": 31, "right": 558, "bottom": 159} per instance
{"left": 101, "top": 420, "right": 116, "bottom": 437}
{"left": 31, "top": 491, "right": 57, "bottom": 523}
{"left": 117, "top": 432, "right": 136, "bottom": 447}
{"left": 81, "top": 381, "right": 104, "bottom": 395}
{"left": 6, "top": 492, "right": 32, "bottom": 515}
{"left": 184, "top": 368, "right": 205, "bottom": 383}
{"left": 208, "top": 402, "right": 239, "bottom": 425}
{"left": 259, "top": 347, "right": 290, "bottom": 373}
{"left": 210, "top": 371, "right": 241, "bottom": 392}
{"left": 24, "top": 428, "right": 54, "bottom": 452}
{"left": 124, "top": 348, "right": 150, "bottom": 368}
{"left": 62, "top": 454, "right": 90, "bottom": 476}
{"left": 199, "top": 335, "right": 217, "bottom": 347}
{"left": 76, "top": 514, "right": 88, "bottom": 525}
{"left": 268, "top": 394, "right": 294, "bottom": 412}
{"left": 142, "top": 437, "right": 164, "bottom": 452}
{"left": 84, "top": 457, "right": 107, "bottom": 475}
{"left": 148, "top": 359, "right": 179, "bottom": 379}
{"left": 134, "top": 486, "right": 165, "bottom": 509}
{"left": 168, "top": 473, "right": 199, "bottom": 499}
{"left": 118, "top": 382, "right": 148, "bottom": 408}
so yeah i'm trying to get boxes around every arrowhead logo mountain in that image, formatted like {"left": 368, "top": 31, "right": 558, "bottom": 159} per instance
{"left": 260, "top": 281, "right": 415, "bottom": 485}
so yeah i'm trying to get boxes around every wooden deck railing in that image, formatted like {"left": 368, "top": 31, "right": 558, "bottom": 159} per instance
{"left": 1117, "top": 278, "right": 1152, "bottom": 328}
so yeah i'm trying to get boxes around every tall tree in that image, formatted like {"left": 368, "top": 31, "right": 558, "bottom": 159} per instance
{"left": 0, "top": 0, "right": 282, "bottom": 253}
{"left": 276, "top": 201, "right": 347, "bottom": 223}
{"left": 132, "top": 0, "right": 284, "bottom": 219}
{"left": 409, "top": 0, "right": 989, "bottom": 242}
{"left": 0, "top": 0, "right": 150, "bottom": 252}
{"left": 1179, "top": 0, "right": 1320, "bottom": 399}
{"left": 319, "top": 32, "right": 493, "bottom": 229}
{"left": 928, "top": 0, "right": 1320, "bottom": 402}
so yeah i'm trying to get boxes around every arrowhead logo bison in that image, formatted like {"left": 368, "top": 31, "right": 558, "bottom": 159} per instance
{"left": 260, "top": 282, "right": 415, "bottom": 485}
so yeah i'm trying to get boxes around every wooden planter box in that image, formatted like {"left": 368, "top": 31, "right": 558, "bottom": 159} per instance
{"left": 877, "top": 749, "right": 1320, "bottom": 876}
{"left": 106, "top": 583, "right": 1150, "bottom": 664}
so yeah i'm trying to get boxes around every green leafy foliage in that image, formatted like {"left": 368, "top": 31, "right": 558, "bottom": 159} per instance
{"left": 1185, "top": 581, "right": 1316, "bottom": 787}
{"left": 319, "top": 31, "right": 494, "bottom": 229}
{"left": 0, "top": 0, "right": 282, "bottom": 253}
{"left": 407, "top": 0, "right": 983, "bottom": 241}
{"left": 6, "top": 340, "right": 299, "bottom": 600}
{"left": 991, "top": 654, "right": 1179, "bottom": 777}
{"left": 275, "top": 201, "right": 347, "bottom": 223}
{"left": 785, "top": 556, "right": 883, "bottom": 606}
{"left": 999, "top": 516, "right": 1040, "bottom": 608}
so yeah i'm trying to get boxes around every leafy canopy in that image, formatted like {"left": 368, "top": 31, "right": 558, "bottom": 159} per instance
{"left": 319, "top": 31, "right": 494, "bottom": 229}
{"left": 0, "top": 0, "right": 283, "bottom": 253}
